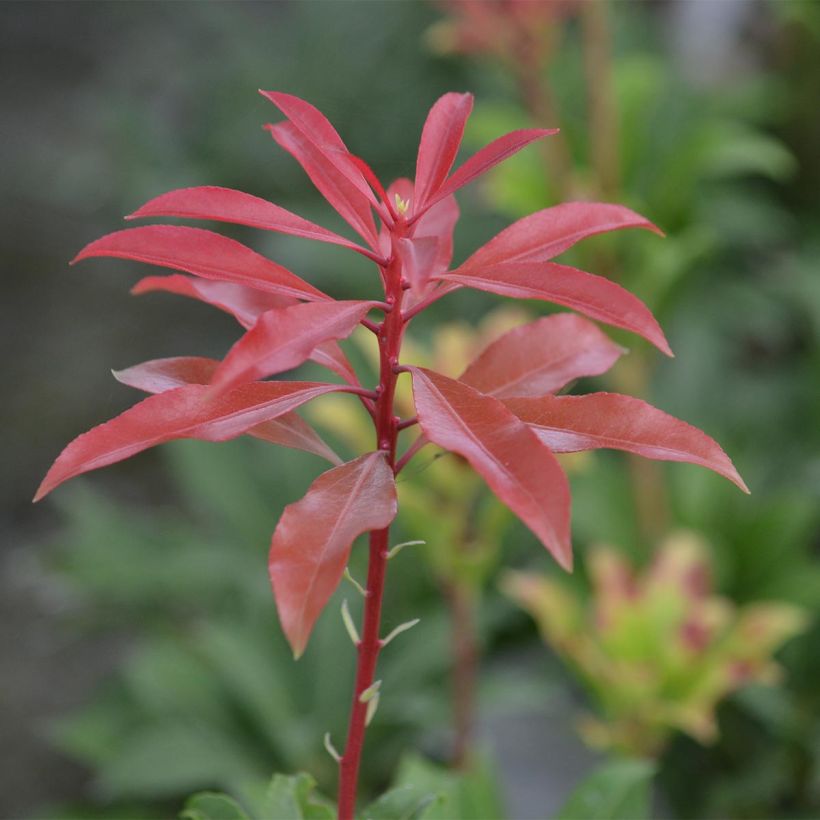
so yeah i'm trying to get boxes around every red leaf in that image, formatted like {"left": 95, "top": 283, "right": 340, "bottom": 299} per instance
{"left": 396, "top": 236, "right": 440, "bottom": 292}
{"left": 132, "top": 274, "right": 292, "bottom": 329}
{"left": 504, "top": 392, "right": 749, "bottom": 492}
{"left": 211, "top": 300, "right": 377, "bottom": 393}
{"left": 34, "top": 381, "right": 346, "bottom": 501}
{"left": 269, "top": 452, "right": 397, "bottom": 658}
{"left": 131, "top": 274, "right": 359, "bottom": 384}
{"left": 74, "top": 225, "right": 327, "bottom": 302}
{"left": 410, "top": 367, "right": 572, "bottom": 569}
{"left": 113, "top": 356, "right": 341, "bottom": 464}
{"left": 267, "top": 122, "right": 378, "bottom": 246}
{"left": 460, "top": 313, "right": 625, "bottom": 398}
{"left": 438, "top": 261, "right": 673, "bottom": 356}
{"left": 414, "top": 92, "right": 474, "bottom": 208}
{"left": 461, "top": 202, "right": 663, "bottom": 270}
{"left": 419, "top": 128, "right": 557, "bottom": 215}
{"left": 127, "top": 186, "right": 370, "bottom": 255}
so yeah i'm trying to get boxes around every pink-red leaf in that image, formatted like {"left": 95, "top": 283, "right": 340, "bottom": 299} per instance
{"left": 439, "top": 261, "right": 673, "bottom": 356}
{"left": 35, "top": 381, "right": 346, "bottom": 501}
{"left": 461, "top": 202, "right": 663, "bottom": 270}
{"left": 74, "top": 225, "right": 327, "bottom": 302}
{"left": 211, "top": 300, "right": 377, "bottom": 393}
{"left": 112, "top": 356, "right": 341, "bottom": 464}
{"left": 415, "top": 92, "right": 474, "bottom": 208}
{"left": 410, "top": 367, "right": 572, "bottom": 569}
{"left": 420, "top": 128, "right": 557, "bottom": 215}
{"left": 267, "top": 122, "right": 378, "bottom": 246}
{"left": 460, "top": 313, "right": 625, "bottom": 398}
{"left": 269, "top": 452, "right": 397, "bottom": 658}
{"left": 504, "top": 392, "right": 749, "bottom": 492}
{"left": 126, "top": 186, "right": 370, "bottom": 255}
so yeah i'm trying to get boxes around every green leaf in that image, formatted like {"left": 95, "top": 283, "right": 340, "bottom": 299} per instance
{"left": 181, "top": 792, "right": 250, "bottom": 820}
{"left": 263, "top": 773, "right": 334, "bottom": 820}
{"left": 360, "top": 786, "right": 441, "bottom": 820}
{"left": 555, "top": 759, "right": 655, "bottom": 820}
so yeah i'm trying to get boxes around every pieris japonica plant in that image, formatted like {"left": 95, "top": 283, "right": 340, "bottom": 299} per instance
{"left": 37, "top": 91, "right": 748, "bottom": 818}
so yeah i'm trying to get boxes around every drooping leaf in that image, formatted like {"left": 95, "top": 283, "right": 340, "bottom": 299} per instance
{"left": 361, "top": 786, "right": 441, "bottom": 820}
{"left": 131, "top": 275, "right": 359, "bottom": 384}
{"left": 460, "top": 202, "right": 663, "bottom": 269}
{"left": 180, "top": 791, "right": 250, "bottom": 820}
{"left": 460, "top": 313, "right": 625, "bottom": 398}
{"left": 414, "top": 92, "right": 474, "bottom": 208}
{"left": 35, "top": 382, "right": 347, "bottom": 501}
{"left": 420, "top": 128, "right": 557, "bottom": 214}
{"left": 409, "top": 368, "right": 572, "bottom": 569}
{"left": 113, "top": 357, "right": 341, "bottom": 465}
{"left": 74, "top": 226, "right": 327, "bottom": 302}
{"left": 210, "top": 300, "right": 376, "bottom": 393}
{"left": 263, "top": 772, "right": 335, "bottom": 820}
{"left": 438, "top": 261, "right": 673, "bottom": 356}
{"left": 555, "top": 759, "right": 656, "bottom": 820}
{"left": 269, "top": 452, "right": 397, "bottom": 657}
{"left": 504, "top": 392, "right": 749, "bottom": 492}
{"left": 127, "top": 186, "right": 369, "bottom": 255}
{"left": 131, "top": 274, "right": 291, "bottom": 330}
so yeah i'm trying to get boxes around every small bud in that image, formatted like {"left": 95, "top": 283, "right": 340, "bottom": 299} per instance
{"left": 387, "top": 540, "right": 425, "bottom": 560}
{"left": 381, "top": 618, "right": 420, "bottom": 647}
{"left": 359, "top": 679, "right": 382, "bottom": 703}
{"left": 394, "top": 194, "right": 410, "bottom": 216}
{"left": 365, "top": 692, "right": 380, "bottom": 726}
{"left": 341, "top": 599, "right": 360, "bottom": 645}
{"left": 344, "top": 567, "right": 368, "bottom": 597}
{"left": 324, "top": 732, "right": 342, "bottom": 764}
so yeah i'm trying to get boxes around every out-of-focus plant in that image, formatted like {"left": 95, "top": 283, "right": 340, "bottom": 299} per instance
{"left": 504, "top": 530, "right": 807, "bottom": 759}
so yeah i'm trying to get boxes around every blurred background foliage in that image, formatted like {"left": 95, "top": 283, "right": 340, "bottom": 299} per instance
{"left": 2, "top": 0, "right": 819, "bottom": 818}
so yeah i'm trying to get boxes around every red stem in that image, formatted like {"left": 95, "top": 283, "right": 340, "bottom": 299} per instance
{"left": 337, "top": 249, "right": 406, "bottom": 820}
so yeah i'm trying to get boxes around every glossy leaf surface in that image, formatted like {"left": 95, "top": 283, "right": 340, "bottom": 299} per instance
{"left": 461, "top": 202, "right": 662, "bottom": 269}
{"left": 35, "top": 381, "right": 346, "bottom": 501}
{"left": 421, "top": 128, "right": 557, "bottom": 213}
{"left": 127, "top": 186, "right": 368, "bottom": 254}
{"left": 504, "top": 392, "right": 749, "bottom": 492}
{"left": 410, "top": 368, "right": 572, "bottom": 569}
{"left": 113, "top": 356, "right": 341, "bottom": 464}
{"left": 414, "top": 92, "right": 473, "bottom": 208}
{"left": 269, "top": 452, "right": 397, "bottom": 657}
{"left": 211, "top": 300, "right": 376, "bottom": 393}
{"left": 74, "top": 225, "right": 327, "bottom": 302}
{"left": 460, "top": 313, "right": 625, "bottom": 398}
{"left": 439, "top": 261, "right": 672, "bottom": 356}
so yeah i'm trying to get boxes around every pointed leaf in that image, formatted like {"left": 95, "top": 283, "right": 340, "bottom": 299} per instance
{"left": 420, "top": 128, "right": 557, "bottom": 215}
{"left": 127, "top": 186, "right": 370, "bottom": 255}
{"left": 396, "top": 237, "right": 440, "bottom": 292}
{"left": 113, "top": 356, "right": 341, "bottom": 464}
{"left": 410, "top": 368, "right": 572, "bottom": 569}
{"left": 504, "top": 392, "right": 749, "bottom": 492}
{"left": 460, "top": 313, "right": 624, "bottom": 398}
{"left": 131, "top": 275, "right": 359, "bottom": 384}
{"left": 211, "top": 300, "right": 377, "bottom": 393}
{"left": 132, "top": 274, "right": 292, "bottom": 329}
{"left": 74, "top": 225, "right": 328, "bottom": 301}
{"left": 439, "top": 261, "right": 672, "bottom": 356}
{"left": 267, "top": 122, "right": 378, "bottom": 246}
{"left": 415, "top": 92, "right": 474, "bottom": 207}
{"left": 269, "top": 452, "right": 397, "bottom": 657}
{"left": 35, "top": 381, "right": 347, "bottom": 501}
{"left": 461, "top": 202, "right": 663, "bottom": 270}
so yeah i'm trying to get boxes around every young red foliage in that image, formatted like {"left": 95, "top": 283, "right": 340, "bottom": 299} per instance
{"left": 38, "top": 90, "right": 747, "bottom": 819}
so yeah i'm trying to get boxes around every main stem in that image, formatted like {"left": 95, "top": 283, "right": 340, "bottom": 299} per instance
{"left": 337, "top": 252, "right": 405, "bottom": 820}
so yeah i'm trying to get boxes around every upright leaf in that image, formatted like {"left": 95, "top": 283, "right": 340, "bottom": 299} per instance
{"left": 113, "top": 356, "right": 341, "bottom": 464}
{"left": 267, "top": 122, "right": 378, "bottom": 246}
{"left": 127, "top": 186, "right": 369, "bottom": 255}
{"left": 414, "top": 92, "right": 473, "bottom": 208}
{"left": 461, "top": 202, "right": 662, "bottom": 270}
{"left": 504, "top": 392, "right": 749, "bottom": 492}
{"left": 35, "top": 382, "right": 347, "bottom": 500}
{"left": 269, "top": 452, "right": 397, "bottom": 658}
{"left": 419, "top": 128, "right": 557, "bottom": 214}
{"left": 460, "top": 313, "right": 625, "bottom": 398}
{"left": 439, "top": 261, "right": 673, "bottom": 356}
{"left": 74, "top": 225, "right": 328, "bottom": 302}
{"left": 409, "top": 368, "right": 572, "bottom": 569}
{"left": 210, "top": 300, "right": 377, "bottom": 393}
